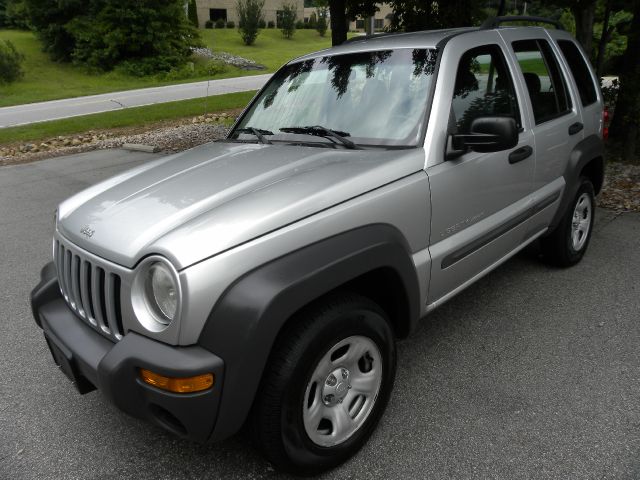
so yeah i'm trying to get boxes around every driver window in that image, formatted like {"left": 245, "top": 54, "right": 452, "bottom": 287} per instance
{"left": 451, "top": 45, "right": 521, "bottom": 134}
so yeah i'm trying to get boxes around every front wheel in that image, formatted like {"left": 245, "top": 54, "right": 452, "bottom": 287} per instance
{"left": 251, "top": 293, "right": 396, "bottom": 475}
{"left": 541, "top": 176, "right": 595, "bottom": 267}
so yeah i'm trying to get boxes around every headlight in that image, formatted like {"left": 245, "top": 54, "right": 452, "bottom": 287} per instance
{"left": 132, "top": 257, "right": 181, "bottom": 332}
{"left": 146, "top": 262, "right": 178, "bottom": 323}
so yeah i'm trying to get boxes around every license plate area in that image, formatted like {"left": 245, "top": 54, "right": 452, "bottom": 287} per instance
{"left": 44, "top": 331, "right": 96, "bottom": 394}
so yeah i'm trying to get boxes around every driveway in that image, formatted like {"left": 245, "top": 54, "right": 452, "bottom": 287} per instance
{"left": 1, "top": 150, "right": 639, "bottom": 479}
{"left": 0, "top": 74, "right": 271, "bottom": 128}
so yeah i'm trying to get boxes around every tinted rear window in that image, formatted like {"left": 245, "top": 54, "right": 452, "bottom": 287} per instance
{"left": 513, "top": 39, "right": 572, "bottom": 124}
{"left": 558, "top": 40, "right": 597, "bottom": 106}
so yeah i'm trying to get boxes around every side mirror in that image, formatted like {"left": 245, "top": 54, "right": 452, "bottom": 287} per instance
{"left": 450, "top": 116, "right": 518, "bottom": 154}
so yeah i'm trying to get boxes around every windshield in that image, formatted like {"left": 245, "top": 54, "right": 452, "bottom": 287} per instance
{"left": 231, "top": 48, "right": 438, "bottom": 147}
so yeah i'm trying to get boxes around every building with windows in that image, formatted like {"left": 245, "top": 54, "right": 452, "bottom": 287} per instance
{"left": 196, "top": 0, "right": 304, "bottom": 28}
{"left": 349, "top": 3, "right": 393, "bottom": 32}
{"left": 302, "top": 3, "right": 394, "bottom": 33}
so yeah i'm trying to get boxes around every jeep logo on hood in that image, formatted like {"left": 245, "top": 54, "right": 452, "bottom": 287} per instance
{"left": 80, "top": 225, "right": 95, "bottom": 238}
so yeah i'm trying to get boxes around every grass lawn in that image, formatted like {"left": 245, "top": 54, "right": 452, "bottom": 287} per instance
{"left": 201, "top": 28, "right": 334, "bottom": 71}
{"left": 0, "top": 29, "right": 334, "bottom": 107}
{"left": 0, "top": 90, "right": 256, "bottom": 145}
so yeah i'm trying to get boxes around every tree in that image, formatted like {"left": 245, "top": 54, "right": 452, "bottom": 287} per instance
{"left": 25, "top": 0, "right": 200, "bottom": 73}
{"left": 24, "top": 0, "right": 84, "bottom": 61}
{"left": 328, "top": 0, "right": 377, "bottom": 46}
{"left": 0, "top": 0, "right": 6, "bottom": 27}
{"left": 315, "top": 0, "right": 329, "bottom": 36}
{"left": 610, "top": 0, "right": 640, "bottom": 161}
{"left": 4, "top": 0, "right": 30, "bottom": 29}
{"left": 188, "top": 0, "right": 199, "bottom": 28}
{"left": 387, "top": 0, "right": 482, "bottom": 31}
{"left": 594, "top": 0, "right": 633, "bottom": 77}
{"left": 237, "top": 0, "right": 265, "bottom": 45}
{"left": 279, "top": 1, "right": 297, "bottom": 38}
{"left": 0, "top": 39, "right": 24, "bottom": 84}
{"left": 554, "top": 0, "right": 597, "bottom": 54}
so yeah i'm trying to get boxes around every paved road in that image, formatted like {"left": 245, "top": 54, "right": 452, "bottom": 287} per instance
{"left": 1, "top": 150, "right": 639, "bottom": 479}
{"left": 0, "top": 74, "right": 271, "bottom": 128}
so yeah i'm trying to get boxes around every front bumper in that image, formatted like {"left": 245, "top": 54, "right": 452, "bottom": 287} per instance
{"left": 31, "top": 262, "right": 225, "bottom": 443}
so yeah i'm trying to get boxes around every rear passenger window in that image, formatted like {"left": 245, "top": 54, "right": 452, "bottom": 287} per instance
{"left": 558, "top": 40, "right": 597, "bottom": 106}
{"left": 512, "top": 39, "right": 572, "bottom": 124}
{"left": 451, "top": 44, "right": 521, "bottom": 134}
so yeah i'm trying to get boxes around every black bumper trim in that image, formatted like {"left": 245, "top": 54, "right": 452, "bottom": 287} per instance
{"left": 31, "top": 262, "right": 225, "bottom": 443}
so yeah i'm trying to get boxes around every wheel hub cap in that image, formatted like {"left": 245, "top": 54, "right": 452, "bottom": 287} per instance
{"left": 571, "top": 192, "right": 592, "bottom": 251}
{"left": 322, "top": 368, "right": 351, "bottom": 406}
{"left": 302, "top": 335, "right": 383, "bottom": 447}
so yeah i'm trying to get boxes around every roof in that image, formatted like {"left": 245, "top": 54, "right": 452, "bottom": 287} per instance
{"left": 289, "top": 16, "right": 570, "bottom": 64}
{"left": 291, "top": 27, "right": 477, "bottom": 63}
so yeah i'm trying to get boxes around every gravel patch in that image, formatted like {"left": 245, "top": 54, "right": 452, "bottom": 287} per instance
{"left": 0, "top": 113, "right": 234, "bottom": 167}
{"left": 598, "top": 161, "right": 640, "bottom": 212}
{"left": 191, "top": 48, "right": 266, "bottom": 70}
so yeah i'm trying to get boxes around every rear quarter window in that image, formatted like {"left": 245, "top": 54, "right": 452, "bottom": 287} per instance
{"left": 558, "top": 40, "right": 598, "bottom": 106}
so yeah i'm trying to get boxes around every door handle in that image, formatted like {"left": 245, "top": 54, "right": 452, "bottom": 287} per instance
{"left": 508, "top": 145, "right": 533, "bottom": 164}
{"left": 568, "top": 122, "right": 584, "bottom": 135}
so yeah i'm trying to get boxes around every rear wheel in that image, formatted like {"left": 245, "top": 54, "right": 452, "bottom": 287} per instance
{"left": 251, "top": 293, "right": 396, "bottom": 475}
{"left": 541, "top": 177, "right": 595, "bottom": 267}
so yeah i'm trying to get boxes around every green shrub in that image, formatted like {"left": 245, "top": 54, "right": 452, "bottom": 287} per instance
{"left": 205, "top": 19, "right": 214, "bottom": 28}
{"left": 315, "top": 7, "right": 328, "bottom": 37}
{"left": 258, "top": 19, "right": 266, "bottom": 28}
{"left": 226, "top": 20, "right": 235, "bottom": 28}
{"left": 267, "top": 20, "right": 275, "bottom": 28}
{"left": 279, "top": 2, "right": 297, "bottom": 39}
{"left": 236, "top": 0, "right": 265, "bottom": 46}
{"left": 215, "top": 18, "right": 226, "bottom": 28}
{"left": 295, "top": 20, "right": 304, "bottom": 29}
{"left": 0, "top": 39, "right": 24, "bottom": 84}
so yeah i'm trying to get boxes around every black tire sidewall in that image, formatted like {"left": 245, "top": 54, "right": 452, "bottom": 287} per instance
{"left": 278, "top": 298, "right": 396, "bottom": 473}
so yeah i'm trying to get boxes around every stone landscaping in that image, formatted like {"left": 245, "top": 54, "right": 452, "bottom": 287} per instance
{"left": 191, "top": 48, "right": 266, "bottom": 70}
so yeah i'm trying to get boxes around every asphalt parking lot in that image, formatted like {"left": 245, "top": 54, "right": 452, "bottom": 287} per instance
{"left": 1, "top": 149, "right": 639, "bottom": 479}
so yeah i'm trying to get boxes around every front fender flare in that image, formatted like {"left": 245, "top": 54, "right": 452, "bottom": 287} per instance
{"left": 198, "top": 224, "right": 420, "bottom": 441}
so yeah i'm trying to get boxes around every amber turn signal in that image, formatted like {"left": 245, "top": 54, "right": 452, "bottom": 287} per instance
{"left": 140, "top": 369, "right": 214, "bottom": 393}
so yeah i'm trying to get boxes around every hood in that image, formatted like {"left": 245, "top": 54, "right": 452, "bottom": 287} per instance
{"left": 58, "top": 141, "right": 424, "bottom": 269}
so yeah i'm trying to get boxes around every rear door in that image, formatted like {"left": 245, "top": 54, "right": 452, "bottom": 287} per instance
{"left": 498, "top": 29, "right": 584, "bottom": 230}
{"left": 553, "top": 34, "right": 603, "bottom": 138}
{"left": 425, "top": 31, "right": 535, "bottom": 306}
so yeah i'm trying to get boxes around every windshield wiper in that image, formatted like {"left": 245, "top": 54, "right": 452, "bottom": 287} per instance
{"left": 235, "top": 127, "right": 273, "bottom": 145}
{"left": 280, "top": 125, "right": 359, "bottom": 150}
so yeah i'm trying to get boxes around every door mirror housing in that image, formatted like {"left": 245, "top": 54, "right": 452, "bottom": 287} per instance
{"left": 450, "top": 116, "right": 518, "bottom": 154}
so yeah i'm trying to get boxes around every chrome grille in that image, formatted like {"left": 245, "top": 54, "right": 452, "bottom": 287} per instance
{"left": 54, "top": 238, "right": 124, "bottom": 341}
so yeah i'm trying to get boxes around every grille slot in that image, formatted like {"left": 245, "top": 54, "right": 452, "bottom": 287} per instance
{"left": 54, "top": 238, "right": 124, "bottom": 341}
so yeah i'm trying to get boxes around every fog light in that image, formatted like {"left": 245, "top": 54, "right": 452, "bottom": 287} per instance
{"left": 140, "top": 369, "right": 214, "bottom": 393}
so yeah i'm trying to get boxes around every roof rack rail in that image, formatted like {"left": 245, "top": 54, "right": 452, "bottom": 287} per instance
{"left": 481, "top": 15, "right": 564, "bottom": 30}
{"left": 344, "top": 32, "right": 399, "bottom": 44}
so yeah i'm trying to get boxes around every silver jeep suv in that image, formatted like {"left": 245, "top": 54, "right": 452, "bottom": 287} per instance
{"left": 31, "top": 18, "right": 605, "bottom": 475}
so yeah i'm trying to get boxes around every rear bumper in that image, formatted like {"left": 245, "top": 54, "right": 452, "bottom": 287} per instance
{"left": 31, "top": 263, "right": 225, "bottom": 443}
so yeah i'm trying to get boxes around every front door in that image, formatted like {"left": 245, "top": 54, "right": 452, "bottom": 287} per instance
{"left": 426, "top": 32, "right": 535, "bottom": 306}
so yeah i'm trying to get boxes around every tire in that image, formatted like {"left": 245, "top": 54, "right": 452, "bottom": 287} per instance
{"left": 250, "top": 293, "right": 396, "bottom": 476}
{"left": 541, "top": 176, "right": 595, "bottom": 267}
